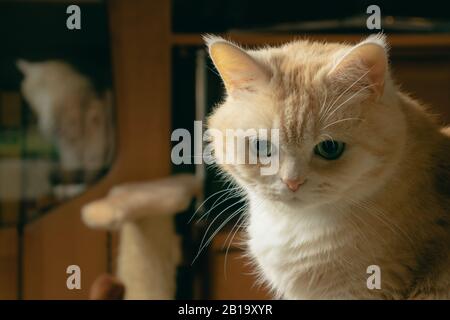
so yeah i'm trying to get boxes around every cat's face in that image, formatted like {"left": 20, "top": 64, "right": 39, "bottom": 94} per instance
{"left": 207, "top": 35, "right": 406, "bottom": 209}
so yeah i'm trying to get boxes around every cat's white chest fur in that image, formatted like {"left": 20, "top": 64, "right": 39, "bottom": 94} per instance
{"left": 246, "top": 193, "right": 367, "bottom": 299}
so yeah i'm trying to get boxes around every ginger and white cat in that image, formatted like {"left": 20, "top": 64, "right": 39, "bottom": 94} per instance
{"left": 17, "top": 59, "right": 114, "bottom": 175}
{"left": 206, "top": 34, "right": 450, "bottom": 299}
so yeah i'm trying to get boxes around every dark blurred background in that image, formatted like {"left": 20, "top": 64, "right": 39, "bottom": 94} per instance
{"left": 173, "top": 0, "right": 450, "bottom": 32}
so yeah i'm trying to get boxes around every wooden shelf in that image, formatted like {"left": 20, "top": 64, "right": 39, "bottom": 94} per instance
{"left": 172, "top": 32, "right": 450, "bottom": 48}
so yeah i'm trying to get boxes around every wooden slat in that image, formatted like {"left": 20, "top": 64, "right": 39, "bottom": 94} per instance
{"left": 172, "top": 33, "right": 450, "bottom": 48}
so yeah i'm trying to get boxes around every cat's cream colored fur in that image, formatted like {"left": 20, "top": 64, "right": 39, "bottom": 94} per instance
{"left": 206, "top": 35, "right": 450, "bottom": 299}
{"left": 17, "top": 60, "right": 114, "bottom": 173}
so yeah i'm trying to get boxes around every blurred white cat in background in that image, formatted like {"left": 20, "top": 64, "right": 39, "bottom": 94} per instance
{"left": 17, "top": 59, "right": 114, "bottom": 198}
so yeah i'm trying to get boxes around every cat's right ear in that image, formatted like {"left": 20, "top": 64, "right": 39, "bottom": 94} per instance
{"left": 327, "top": 34, "right": 388, "bottom": 99}
{"left": 204, "top": 35, "right": 270, "bottom": 94}
{"left": 16, "top": 59, "right": 32, "bottom": 74}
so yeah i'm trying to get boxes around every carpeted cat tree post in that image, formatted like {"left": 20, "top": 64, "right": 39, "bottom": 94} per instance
{"left": 82, "top": 174, "right": 201, "bottom": 299}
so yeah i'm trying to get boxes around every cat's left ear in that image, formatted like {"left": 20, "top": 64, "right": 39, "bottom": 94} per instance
{"left": 204, "top": 35, "right": 271, "bottom": 94}
{"left": 16, "top": 59, "right": 33, "bottom": 75}
{"left": 328, "top": 34, "right": 388, "bottom": 99}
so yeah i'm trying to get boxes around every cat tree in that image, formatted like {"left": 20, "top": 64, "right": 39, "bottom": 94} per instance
{"left": 82, "top": 174, "right": 201, "bottom": 299}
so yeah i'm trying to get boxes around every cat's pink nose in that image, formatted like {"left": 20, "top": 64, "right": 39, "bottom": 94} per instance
{"left": 282, "top": 178, "right": 305, "bottom": 192}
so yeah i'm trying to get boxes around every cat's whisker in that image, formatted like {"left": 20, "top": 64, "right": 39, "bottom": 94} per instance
{"left": 367, "top": 209, "right": 412, "bottom": 246}
{"left": 323, "top": 82, "right": 376, "bottom": 124}
{"left": 221, "top": 206, "right": 247, "bottom": 251}
{"left": 345, "top": 211, "right": 381, "bottom": 253}
{"left": 221, "top": 199, "right": 258, "bottom": 279}
{"left": 188, "top": 187, "right": 238, "bottom": 224}
{"left": 189, "top": 189, "right": 230, "bottom": 224}
{"left": 320, "top": 68, "right": 372, "bottom": 121}
{"left": 192, "top": 211, "right": 241, "bottom": 266}
{"left": 196, "top": 188, "right": 242, "bottom": 224}
{"left": 192, "top": 198, "right": 246, "bottom": 265}
{"left": 345, "top": 197, "right": 415, "bottom": 248}
{"left": 361, "top": 200, "right": 416, "bottom": 248}
{"left": 222, "top": 209, "right": 247, "bottom": 279}
{"left": 318, "top": 89, "right": 328, "bottom": 122}
{"left": 211, "top": 187, "right": 239, "bottom": 207}
{"left": 321, "top": 117, "right": 363, "bottom": 131}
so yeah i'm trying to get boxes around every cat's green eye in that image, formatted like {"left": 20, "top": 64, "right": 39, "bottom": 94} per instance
{"left": 314, "top": 140, "right": 346, "bottom": 160}
{"left": 250, "top": 139, "right": 275, "bottom": 158}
